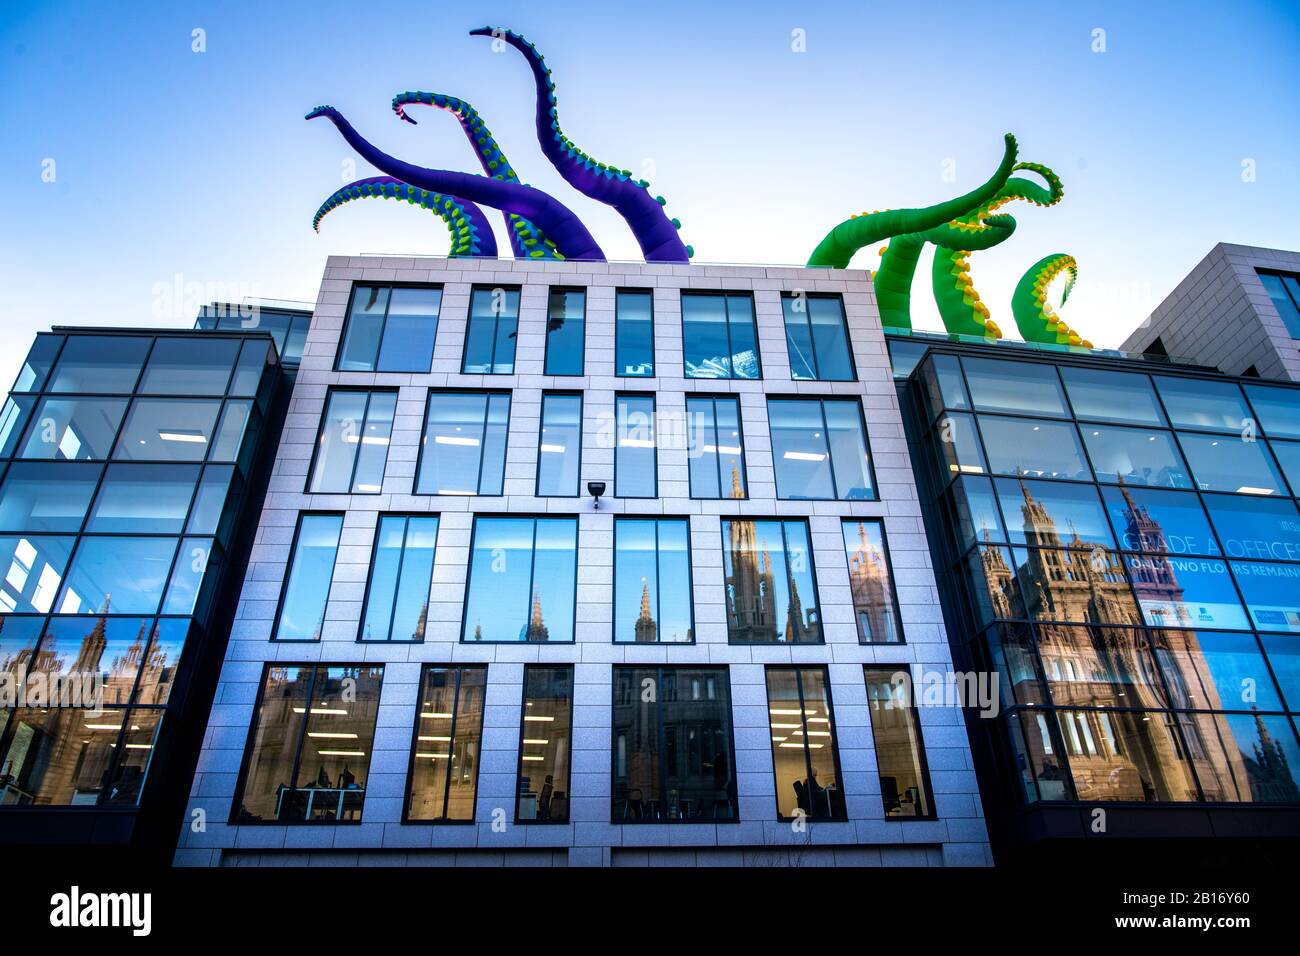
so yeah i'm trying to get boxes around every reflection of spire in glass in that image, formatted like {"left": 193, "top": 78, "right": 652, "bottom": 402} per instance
{"left": 523, "top": 590, "right": 550, "bottom": 643}
{"left": 635, "top": 578, "right": 657, "bottom": 643}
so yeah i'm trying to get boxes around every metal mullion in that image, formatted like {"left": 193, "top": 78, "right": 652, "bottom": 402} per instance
{"left": 522, "top": 519, "right": 540, "bottom": 642}
{"left": 473, "top": 394, "right": 491, "bottom": 495}
{"left": 818, "top": 400, "right": 839, "bottom": 500}
{"left": 652, "top": 521, "right": 663, "bottom": 644}
{"left": 346, "top": 391, "right": 374, "bottom": 494}
{"left": 382, "top": 517, "right": 412, "bottom": 642}
{"left": 794, "top": 668, "right": 817, "bottom": 818}
{"left": 439, "top": 667, "right": 464, "bottom": 822}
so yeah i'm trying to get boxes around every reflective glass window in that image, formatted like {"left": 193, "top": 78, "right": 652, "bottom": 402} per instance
{"left": 977, "top": 416, "right": 1089, "bottom": 481}
{"left": 0, "top": 462, "right": 99, "bottom": 533}
{"left": 0, "top": 616, "right": 42, "bottom": 685}
{"left": 37, "top": 615, "right": 154, "bottom": 705}
{"left": 308, "top": 391, "right": 397, "bottom": 494}
{"left": 516, "top": 665, "right": 573, "bottom": 823}
{"left": 0, "top": 708, "right": 141, "bottom": 806}
{"left": 1019, "top": 710, "right": 1073, "bottom": 802}
{"left": 949, "top": 477, "right": 1003, "bottom": 550}
{"left": 1082, "top": 424, "right": 1192, "bottom": 489}
{"left": 1126, "top": 554, "right": 1248, "bottom": 630}
{"left": 1180, "top": 432, "right": 1287, "bottom": 496}
{"left": 1232, "top": 560, "right": 1300, "bottom": 633}
{"left": 114, "top": 398, "right": 222, "bottom": 463}
{"left": 1203, "top": 494, "right": 1300, "bottom": 563}
{"left": 886, "top": 337, "right": 928, "bottom": 380}
{"left": 0, "top": 535, "right": 73, "bottom": 614}
{"left": 1102, "top": 485, "right": 1219, "bottom": 557}
{"left": 611, "top": 666, "right": 738, "bottom": 822}
{"left": 274, "top": 514, "right": 343, "bottom": 641}
{"left": 140, "top": 337, "right": 239, "bottom": 395}
{"left": 963, "top": 357, "right": 1067, "bottom": 417}
{"left": 0, "top": 396, "right": 34, "bottom": 458}
{"left": 461, "top": 286, "right": 519, "bottom": 374}
{"left": 57, "top": 537, "right": 178, "bottom": 615}
{"left": 462, "top": 517, "right": 577, "bottom": 643}
{"left": 995, "top": 477, "right": 1114, "bottom": 549}
{"left": 615, "top": 290, "right": 654, "bottom": 377}
{"left": 87, "top": 463, "right": 198, "bottom": 534}
{"left": 544, "top": 288, "right": 586, "bottom": 376}
{"left": 967, "top": 545, "right": 1024, "bottom": 624}
{"left": 614, "top": 518, "right": 693, "bottom": 644}
{"left": 769, "top": 398, "right": 874, "bottom": 500}
{"left": 722, "top": 518, "right": 821, "bottom": 644}
{"left": 339, "top": 284, "right": 441, "bottom": 373}
{"left": 233, "top": 665, "right": 384, "bottom": 823}
{"left": 210, "top": 400, "right": 254, "bottom": 464}
{"left": 229, "top": 339, "right": 272, "bottom": 397}
{"left": 1260, "top": 634, "right": 1300, "bottom": 710}
{"left": 614, "top": 394, "right": 656, "bottom": 498}
{"left": 47, "top": 336, "right": 150, "bottom": 394}
{"left": 359, "top": 515, "right": 438, "bottom": 642}
{"left": 187, "top": 465, "right": 236, "bottom": 538}
{"left": 918, "top": 353, "right": 969, "bottom": 421}
{"left": 1156, "top": 631, "right": 1283, "bottom": 712}
{"left": 1011, "top": 547, "right": 1139, "bottom": 626}
{"left": 1060, "top": 366, "right": 1165, "bottom": 425}
{"left": 162, "top": 536, "right": 219, "bottom": 617}
{"left": 681, "top": 293, "right": 760, "bottom": 379}
{"left": 1037, "top": 624, "right": 1165, "bottom": 709}
{"left": 1056, "top": 710, "right": 1198, "bottom": 802}
{"left": 933, "top": 412, "right": 986, "bottom": 479}
{"left": 536, "top": 394, "right": 582, "bottom": 497}
{"left": 766, "top": 667, "right": 846, "bottom": 820}
{"left": 1271, "top": 440, "right": 1300, "bottom": 495}
{"left": 842, "top": 519, "right": 903, "bottom": 643}
{"left": 416, "top": 392, "right": 510, "bottom": 496}
{"left": 132, "top": 618, "right": 188, "bottom": 706}
{"left": 982, "top": 623, "right": 1045, "bottom": 707}
{"left": 686, "top": 396, "right": 746, "bottom": 499}
{"left": 406, "top": 665, "right": 486, "bottom": 822}
{"left": 1258, "top": 271, "right": 1300, "bottom": 339}
{"left": 782, "top": 294, "right": 855, "bottom": 381}
{"left": 1244, "top": 383, "right": 1300, "bottom": 439}
{"left": 1178, "top": 712, "right": 1300, "bottom": 803}
{"left": 864, "top": 667, "right": 934, "bottom": 818}
{"left": 11, "top": 335, "right": 62, "bottom": 393}
{"left": 1155, "top": 376, "right": 1252, "bottom": 433}
{"left": 20, "top": 397, "right": 126, "bottom": 460}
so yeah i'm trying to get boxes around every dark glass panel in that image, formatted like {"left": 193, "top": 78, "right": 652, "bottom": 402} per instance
{"left": 0, "top": 396, "right": 34, "bottom": 458}
{"left": 20, "top": 397, "right": 127, "bottom": 460}
{"left": 1271, "top": 440, "right": 1300, "bottom": 496}
{"left": 1258, "top": 272, "right": 1300, "bottom": 339}
{"left": 0, "top": 462, "right": 100, "bottom": 532}
{"left": 977, "top": 416, "right": 1089, "bottom": 481}
{"left": 11, "top": 334, "right": 63, "bottom": 393}
{"left": 918, "top": 353, "right": 969, "bottom": 421}
{"left": 864, "top": 667, "right": 934, "bottom": 818}
{"left": 766, "top": 667, "right": 846, "bottom": 820}
{"left": 1260, "top": 634, "right": 1300, "bottom": 710}
{"left": 1060, "top": 366, "right": 1165, "bottom": 425}
{"left": 114, "top": 398, "right": 221, "bottom": 463}
{"left": 1019, "top": 710, "right": 1072, "bottom": 801}
{"left": 132, "top": 618, "right": 188, "bottom": 706}
{"left": 615, "top": 290, "right": 654, "bottom": 377}
{"left": 47, "top": 336, "right": 151, "bottom": 394}
{"left": 962, "top": 357, "right": 1067, "bottom": 417}
{"left": 101, "top": 709, "right": 164, "bottom": 805}
{"left": 994, "top": 477, "right": 1114, "bottom": 549}
{"left": 1178, "top": 711, "right": 1300, "bottom": 803}
{"left": 186, "top": 465, "right": 235, "bottom": 537}
{"left": 0, "top": 708, "right": 124, "bottom": 806}
{"left": 1055, "top": 709, "right": 1198, "bottom": 802}
{"left": 933, "top": 412, "right": 987, "bottom": 479}
{"left": 516, "top": 665, "right": 573, "bottom": 823}
{"left": 274, "top": 514, "right": 342, "bottom": 641}
{"left": 291, "top": 666, "right": 383, "bottom": 821}
{"left": 233, "top": 665, "right": 312, "bottom": 820}
{"left": 967, "top": 545, "right": 1025, "bottom": 624}
{"left": 140, "top": 337, "right": 239, "bottom": 395}
{"left": 886, "top": 336, "right": 927, "bottom": 380}
{"left": 1082, "top": 424, "right": 1192, "bottom": 489}
{"left": 210, "top": 400, "right": 253, "bottom": 464}
{"left": 407, "top": 665, "right": 486, "bottom": 822}
{"left": 982, "top": 623, "right": 1045, "bottom": 707}
{"left": 544, "top": 288, "right": 586, "bottom": 376}
{"left": 229, "top": 339, "right": 272, "bottom": 397}
{"left": 162, "top": 536, "right": 219, "bottom": 617}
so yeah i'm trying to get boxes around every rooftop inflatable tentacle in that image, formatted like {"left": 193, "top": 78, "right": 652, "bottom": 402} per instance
{"left": 471, "top": 26, "right": 691, "bottom": 264}
{"left": 312, "top": 176, "right": 497, "bottom": 258}
{"left": 392, "top": 91, "right": 562, "bottom": 260}
{"left": 806, "top": 134, "right": 1020, "bottom": 269}
{"left": 1012, "top": 254, "right": 1092, "bottom": 348}
{"left": 306, "top": 105, "right": 606, "bottom": 261}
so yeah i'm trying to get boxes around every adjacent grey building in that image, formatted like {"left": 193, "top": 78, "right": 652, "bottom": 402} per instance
{"left": 172, "top": 256, "right": 990, "bottom": 867}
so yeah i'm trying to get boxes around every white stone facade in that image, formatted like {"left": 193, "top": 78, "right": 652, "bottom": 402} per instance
{"left": 174, "top": 255, "right": 990, "bottom": 867}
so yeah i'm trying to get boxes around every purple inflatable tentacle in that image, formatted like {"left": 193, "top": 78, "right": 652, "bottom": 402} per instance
{"left": 306, "top": 106, "right": 605, "bottom": 261}
{"left": 471, "top": 27, "right": 690, "bottom": 264}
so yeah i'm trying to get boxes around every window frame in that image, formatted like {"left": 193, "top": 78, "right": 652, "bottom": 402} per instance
{"left": 271, "top": 511, "right": 344, "bottom": 643}
{"left": 612, "top": 515, "right": 697, "bottom": 645}
{"left": 513, "top": 663, "right": 576, "bottom": 825}
{"left": 614, "top": 392, "right": 658, "bottom": 499}
{"left": 460, "top": 284, "right": 522, "bottom": 375}
{"left": 680, "top": 290, "right": 763, "bottom": 381}
{"left": 334, "top": 282, "right": 444, "bottom": 373}
{"left": 614, "top": 287, "right": 656, "bottom": 379}
{"left": 402, "top": 663, "right": 488, "bottom": 825}
{"left": 764, "top": 665, "right": 849, "bottom": 822}
{"left": 535, "top": 391, "right": 583, "bottom": 498}
{"left": 686, "top": 394, "right": 749, "bottom": 500}
{"left": 842, "top": 518, "right": 907, "bottom": 644}
{"left": 863, "top": 664, "right": 938, "bottom": 821}
{"left": 721, "top": 516, "right": 824, "bottom": 645}
{"left": 414, "top": 389, "right": 513, "bottom": 497}
{"left": 542, "top": 286, "right": 587, "bottom": 377}
{"left": 767, "top": 396, "right": 879, "bottom": 501}
{"left": 355, "top": 513, "right": 440, "bottom": 643}
{"left": 780, "top": 292, "right": 857, "bottom": 382}
{"left": 304, "top": 387, "right": 398, "bottom": 495}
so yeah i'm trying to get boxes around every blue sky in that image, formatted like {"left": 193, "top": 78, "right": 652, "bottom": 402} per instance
{"left": 2, "top": 0, "right": 1298, "bottom": 386}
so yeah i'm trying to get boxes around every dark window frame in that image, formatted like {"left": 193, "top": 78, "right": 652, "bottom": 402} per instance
{"left": 680, "top": 290, "right": 763, "bottom": 381}
{"left": 271, "top": 511, "right": 344, "bottom": 643}
{"left": 355, "top": 513, "right": 440, "bottom": 643}
{"left": 780, "top": 292, "right": 857, "bottom": 382}
{"left": 764, "top": 665, "right": 849, "bottom": 821}
{"left": 767, "top": 395, "right": 880, "bottom": 502}
{"left": 721, "top": 516, "right": 825, "bottom": 646}
{"left": 460, "top": 284, "right": 522, "bottom": 375}
{"left": 542, "top": 286, "right": 587, "bottom": 377}
{"left": 413, "top": 388, "right": 513, "bottom": 497}
{"left": 614, "top": 288, "right": 656, "bottom": 379}
{"left": 334, "top": 281, "right": 444, "bottom": 373}
{"left": 402, "top": 663, "right": 488, "bottom": 825}
{"left": 535, "top": 391, "right": 583, "bottom": 498}
{"left": 842, "top": 517, "right": 907, "bottom": 645}
{"left": 614, "top": 392, "right": 659, "bottom": 499}
{"left": 612, "top": 515, "right": 697, "bottom": 645}
{"left": 513, "top": 663, "right": 576, "bottom": 825}
{"left": 863, "top": 664, "right": 938, "bottom": 821}
{"left": 686, "top": 394, "right": 749, "bottom": 500}
{"left": 304, "top": 387, "right": 398, "bottom": 495}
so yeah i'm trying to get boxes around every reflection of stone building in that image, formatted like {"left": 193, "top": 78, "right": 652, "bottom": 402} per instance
{"left": 846, "top": 522, "right": 898, "bottom": 642}
{"left": 522, "top": 590, "right": 549, "bottom": 643}
{"left": 1244, "top": 714, "right": 1300, "bottom": 802}
{"left": 634, "top": 581, "right": 657, "bottom": 643}
{"left": 726, "top": 519, "right": 778, "bottom": 643}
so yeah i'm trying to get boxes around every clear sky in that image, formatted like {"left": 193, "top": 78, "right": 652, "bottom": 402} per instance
{"left": 2, "top": 0, "right": 1298, "bottom": 387}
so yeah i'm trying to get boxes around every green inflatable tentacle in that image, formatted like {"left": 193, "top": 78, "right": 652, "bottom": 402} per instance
{"left": 931, "top": 248, "right": 1003, "bottom": 339}
{"left": 806, "top": 134, "right": 1020, "bottom": 269}
{"left": 312, "top": 177, "right": 490, "bottom": 258}
{"left": 1012, "top": 254, "right": 1091, "bottom": 347}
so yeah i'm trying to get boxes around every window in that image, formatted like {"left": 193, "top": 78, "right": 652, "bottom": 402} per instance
{"left": 722, "top": 518, "right": 821, "bottom": 643}
{"left": 994, "top": 477, "right": 1115, "bottom": 549}
{"left": 416, "top": 392, "right": 510, "bottom": 496}
{"left": 1127, "top": 553, "right": 1248, "bottom": 630}
{"left": 918, "top": 353, "right": 969, "bottom": 421}
{"left": 1102, "top": 486, "right": 1219, "bottom": 556}
{"left": 274, "top": 514, "right": 343, "bottom": 641}
{"left": 1231, "top": 560, "right": 1300, "bottom": 633}
{"left": 614, "top": 518, "right": 693, "bottom": 643}
{"left": 1155, "top": 631, "right": 1283, "bottom": 711}
{"left": 768, "top": 398, "right": 875, "bottom": 500}
{"left": 536, "top": 393, "right": 582, "bottom": 496}
{"left": 949, "top": 477, "right": 1004, "bottom": 551}
{"left": 1180, "top": 712, "right": 1300, "bottom": 803}
{"left": 87, "top": 464, "right": 199, "bottom": 534}
{"left": 337, "top": 284, "right": 442, "bottom": 372}
{"left": 863, "top": 667, "right": 935, "bottom": 818}
{"left": 11, "top": 335, "right": 62, "bottom": 393}
{"left": 113, "top": 398, "right": 223, "bottom": 463}
{"left": 611, "top": 666, "right": 738, "bottom": 822}
{"left": 615, "top": 289, "right": 654, "bottom": 377}
{"left": 188, "top": 465, "right": 238, "bottom": 538}
{"left": 1272, "top": 440, "right": 1300, "bottom": 495}
{"left": 1059, "top": 366, "right": 1165, "bottom": 426}
{"left": 1258, "top": 270, "right": 1300, "bottom": 340}
{"left": 781, "top": 293, "right": 855, "bottom": 381}
{"left": 614, "top": 394, "right": 657, "bottom": 498}
{"left": 20, "top": 397, "right": 127, "bottom": 460}
{"left": 55, "top": 537, "right": 178, "bottom": 615}
{"left": 461, "top": 286, "right": 520, "bottom": 374}
{"left": 1082, "top": 424, "right": 1192, "bottom": 488}
{"left": 233, "top": 664, "right": 384, "bottom": 823}
{"left": 1056, "top": 710, "right": 1198, "bottom": 802}
{"left": 686, "top": 396, "right": 746, "bottom": 499}
{"left": 516, "top": 665, "right": 573, "bottom": 823}
{"left": 681, "top": 292, "right": 760, "bottom": 379}
{"left": 766, "top": 667, "right": 846, "bottom": 820}
{"left": 977, "top": 416, "right": 1090, "bottom": 481}
{"left": 1262, "top": 634, "right": 1300, "bottom": 709}
{"left": 359, "top": 515, "right": 438, "bottom": 642}
{"left": 1038, "top": 625, "right": 1165, "bottom": 708}
{"left": 0, "top": 535, "right": 72, "bottom": 613}
{"left": 1203, "top": 494, "right": 1300, "bottom": 562}
{"left": 1012, "top": 547, "right": 1139, "bottom": 626}
{"left": 1180, "top": 432, "right": 1287, "bottom": 496}
{"left": 933, "top": 412, "right": 987, "bottom": 479}
{"left": 308, "top": 390, "right": 397, "bottom": 494}
{"left": 544, "top": 288, "right": 586, "bottom": 376}
{"left": 842, "top": 519, "right": 903, "bottom": 643}
{"left": 963, "top": 357, "right": 1068, "bottom": 417}
{"left": 1244, "top": 384, "right": 1300, "bottom": 439}
{"left": 229, "top": 339, "right": 273, "bottom": 398}
{"left": 406, "top": 665, "right": 486, "bottom": 822}
{"left": 0, "top": 396, "right": 33, "bottom": 458}
{"left": 197, "top": 306, "right": 310, "bottom": 366}
{"left": 140, "top": 337, "right": 239, "bottom": 395}
{"left": 462, "top": 517, "right": 577, "bottom": 643}
{"left": 47, "top": 336, "right": 151, "bottom": 394}
{"left": 1155, "top": 377, "right": 1253, "bottom": 433}
{"left": 0, "top": 462, "right": 100, "bottom": 532}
